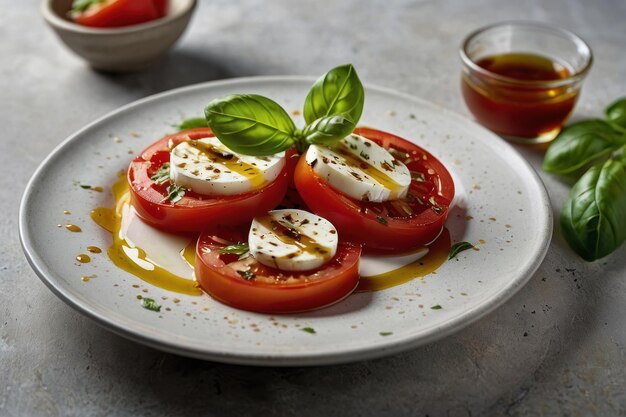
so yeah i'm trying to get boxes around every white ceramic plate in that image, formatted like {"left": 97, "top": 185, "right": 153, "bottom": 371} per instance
{"left": 19, "top": 78, "right": 552, "bottom": 366}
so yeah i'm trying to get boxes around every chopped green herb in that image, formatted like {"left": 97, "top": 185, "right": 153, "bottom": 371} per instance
{"left": 142, "top": 298, "right": 161, "bottom": 312}
{"left": 359, "top": 151, "right": 370, "bottom": 160}
{"left": 237, "top": 270, "right": 255, "bottom": 280}
{"left": 150, "top": 163, "right": 171, "bottom": 185}
{"left": 178, "top": 117, "right": 208, "bottom": 131}
{"left": 448, "top": 241, "right": 475, "bottom": 260}
{"left": 379, "top": 331, "right": 393, "bottom": 336}
{"left": 219, "top": 243, "right": 250, "bottom": 260}
{"left": 430, "top": 304, "right": 442, "bottom": 310}
{"left": 301, "top": 327, "right": 316, "bottom": 334}
{"left": 71, "top": 0, "right": 102, "bottom": 13}
{"left": 163, "top": 184, "right": 186, "bottom": 204}
{"left": 79, "top": 184, "right": 92, "bottom": 189}
{"left": 376, "top": 216, "right": 388, "bottom": 225}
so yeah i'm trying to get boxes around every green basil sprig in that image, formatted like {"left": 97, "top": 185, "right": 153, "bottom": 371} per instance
{"left": 204, "top": 64, "right": 364, "bottom": 156}
{"left": 544, "top": 97, "right": 626, "bottom": 261}
{"left": 560, "top": 146, "right": 626, "bottom": 261}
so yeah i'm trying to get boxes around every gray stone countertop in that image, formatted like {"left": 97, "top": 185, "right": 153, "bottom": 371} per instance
{"left": 1, "top": 0, "right": 625, "bottom": 416}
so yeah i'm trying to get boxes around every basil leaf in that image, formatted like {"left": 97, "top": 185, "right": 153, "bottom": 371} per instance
{"left": 301, "top": 327, "right": 316, "bottom": 334}
{"left": 71, "top": 0, "right": 102, "bottom": 13}
{"left": 205, "top": 94, "right": 296, "bottom": 156}
{"left": 560, "top": 156, "right": 626, "bottom": 261}
{"left": 448, "top": 241, "right": 475, "bottom": 259}
{"left": 150, "top": 163, "right": 170, "bottom": 185}
{"left": 301, "top": 114, "right": 355, "bottom": 146}
{"left": 303, "top": 64, "right": 364, "bottom": 127}
{"left": 606, "top": 97, "right": 626, "bottom": 130}
{"left": 542, "top": 120, "right": 625, "bottom": 174}
{"left": 178, "top": 117, "right": 208, "bottom": 131}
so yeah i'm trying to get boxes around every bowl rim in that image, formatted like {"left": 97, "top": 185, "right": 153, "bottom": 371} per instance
{"left": 459, "top": 20, "right": 593, "bottom": 88}
{"left": 41, "top": 0, "right": 197, "bottom": 35}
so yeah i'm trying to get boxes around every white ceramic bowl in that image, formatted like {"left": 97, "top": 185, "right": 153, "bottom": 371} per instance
{"left": 41, "top": 0, "right": 197, "bottom": 72}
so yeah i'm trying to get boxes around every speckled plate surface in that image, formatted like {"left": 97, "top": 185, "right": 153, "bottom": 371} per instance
{"left": 19, "top": 77, "right": 552, "bottom": 366}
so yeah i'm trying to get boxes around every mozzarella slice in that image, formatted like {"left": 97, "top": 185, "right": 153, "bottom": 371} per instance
{"left": 169, "top": 137, "right": 285, "bottom": 196}
{"left": 305, "top": 134, "right": 411, "bottom": 202}
{"left": 249, "top": 209, "right": 338, "bottom": 272}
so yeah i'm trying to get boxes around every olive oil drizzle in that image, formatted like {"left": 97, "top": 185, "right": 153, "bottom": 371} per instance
{"left": 356, "top": 229, "right": 451, "bottom": 292}
{"left": 333, "top": 142, "right": 404, "bottom": 199}
{"left": 181, "top": 241, "right": 196, "bottom": 268}
{"left": 185, "top": 140, "right": 266, "bottom": 189}
{"left": 255, "top": 214, "right": 332, "bottom": 261}
{"left": 90, "top": 173, "right": 201, "bottom": 296}
{"left": 90, "top": 174, "right": 452, "bottom": 297}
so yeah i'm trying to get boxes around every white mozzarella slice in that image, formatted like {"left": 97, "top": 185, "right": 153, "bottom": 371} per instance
{"left": 248, "top": 209, "right": 339, "bottom": 272}
{"left": 169, "top": 137, "right": 285, "bottom": 196}
{"left": 305, "top": 134, "right": 411, "bottom": 202}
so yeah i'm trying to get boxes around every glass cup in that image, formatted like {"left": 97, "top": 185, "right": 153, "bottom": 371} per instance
{"left": 460, "top": 21, "right": 593, "bottom": 144}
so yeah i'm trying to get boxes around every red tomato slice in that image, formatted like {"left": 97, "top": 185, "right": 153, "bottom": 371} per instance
{"left": 128, "top": 128, "right": 290, "bottom": 232}
{"left": 294, "top": 127, "right": 455, "bottom": 252}
{"left": 73, "top": 0, "right": 160, "bottom": 28}
{"left": 195, "top": 225, "right": 361, "bottom": 314}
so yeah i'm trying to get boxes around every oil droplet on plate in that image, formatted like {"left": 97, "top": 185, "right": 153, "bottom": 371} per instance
{"left": 65, "top": 224, "right": 82, "bottom": 232}
{"left": 87, "top": 246, "right": 102, "bottom": 254}
{"left": 63, "top": 210, "right": 71, "bottom": 215}
{"left": 76, "top": 254, "right": 91, "bottom": 263}
{"left": 81, "top": 275, "right": 96, "bottom": 282}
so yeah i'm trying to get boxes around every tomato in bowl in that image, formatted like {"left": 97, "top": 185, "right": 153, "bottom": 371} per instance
{"left": 41, "top": 0, "right": 197, "bottom": 72}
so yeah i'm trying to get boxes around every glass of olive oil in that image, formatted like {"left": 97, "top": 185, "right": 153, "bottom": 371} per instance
{"left": 460, "top": 22, "right": 592, "bottom": 143}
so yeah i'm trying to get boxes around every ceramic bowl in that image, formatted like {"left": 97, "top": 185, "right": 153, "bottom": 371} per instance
{"left": 41, "top": 0, "right": 197, "bottom": 72}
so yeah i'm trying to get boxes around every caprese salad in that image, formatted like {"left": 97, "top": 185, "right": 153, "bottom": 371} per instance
{"left": 123, "top": 64, "right": 454, "bottom": 313}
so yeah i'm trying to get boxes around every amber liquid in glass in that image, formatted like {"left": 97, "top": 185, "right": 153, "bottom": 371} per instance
{"left": 462, "top": 53, "right": 578, "bottom": 139}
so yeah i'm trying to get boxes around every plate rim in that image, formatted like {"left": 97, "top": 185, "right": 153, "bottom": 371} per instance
{"left": 19, "top": 76, "right": 553, "bottom": 366}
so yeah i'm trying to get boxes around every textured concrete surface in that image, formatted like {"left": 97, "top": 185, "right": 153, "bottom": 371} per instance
{"left": 2, "top": 0, "right": 626, "bottom": 416}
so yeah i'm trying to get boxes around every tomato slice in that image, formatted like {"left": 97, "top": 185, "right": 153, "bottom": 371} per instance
{"left": 294, "top": 127, "right": 455, "bottom": 252}
{"left": 128, "top": 128, "right": 291, "bottom": 232}
{"left": 73, "top": 0, "right": 160, "bottom": 28}
{"left": 195, "top": 225, "right": 361, "bottom": 313}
